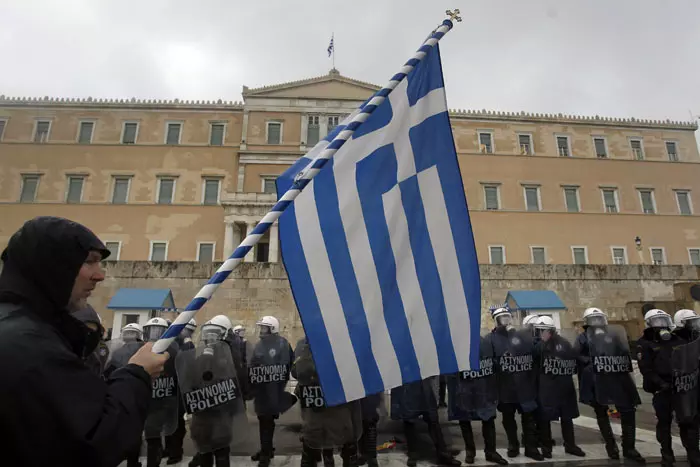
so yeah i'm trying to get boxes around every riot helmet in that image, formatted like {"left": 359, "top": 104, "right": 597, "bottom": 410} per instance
{"left": 582, "top": 307, "right": 608, "bottom": 328}
{"left": 257, "top": 315, "right": 280, "bottom": 336}
{"left": 491, "top": 307, "right": 514, "bottom": 331}
{"left": 121, "top": 322, "right": 143, "bottom": 342}
{"left": 233, "top": 324, "right": 245, "bottom": 338}
{"left": 522, "top": 314, "right": 540, "bottom": 329}
{"left": 534, "top": 316, "right": 556, "bottom": 342}
{"left": 143, "top": 317, "right": 169, "bottom": 342}
{"left": 180, "top": 318, "right": 197, "bottom": 339}
{"left": 644, "top": 309, "right": 673, "bottom": 341}
{"left": 674, "top": 309, "right": 700, "bottom": 332}
{"left": 201, "top": 315, "right": 232, "bottom": 344}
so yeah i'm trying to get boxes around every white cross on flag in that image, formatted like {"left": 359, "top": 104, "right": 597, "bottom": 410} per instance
{"left": 276, "top": 44, "right": 481, "bottom": 406}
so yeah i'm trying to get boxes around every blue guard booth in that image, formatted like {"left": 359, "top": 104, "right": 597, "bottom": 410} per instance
{"left": 107, "top": 288, "right": 177, "bottom": 339}
{"left": 505, "top": 290, "right": 566, "bottom": 330}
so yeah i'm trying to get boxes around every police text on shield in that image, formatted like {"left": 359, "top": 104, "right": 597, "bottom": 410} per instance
{"left": 543, "top": 357, "right": 577, "bottom": 376}
{"left": 152, "top": 376, "right": 176, "bottom": 399}
{"left": 460, "top": 357, "right": 494, "bottom": 380}
{"left": 249, "top": 364, "right": 289, "bottom": 384}
{"left": 675, "top": 369, "right": 699, "bottom": 393}
{"left": 184, "top": 378, "right": 238, "bottom": 414}
{"left": 300, "top": 385, "right": 325, "bottom": 409}
{"left": 593, "top": 355, "right": 631, "bottom": 373}
{"left": 499, "top": 354, "right": 533, "bottom": 373}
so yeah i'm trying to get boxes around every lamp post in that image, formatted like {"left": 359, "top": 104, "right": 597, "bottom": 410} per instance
{"left": 635, "top": 236, "right": 644, "bottom": 264}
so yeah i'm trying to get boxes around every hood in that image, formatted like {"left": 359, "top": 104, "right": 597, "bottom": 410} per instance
{"left": 0, "top": 216, "right": 109, "bottom": 319}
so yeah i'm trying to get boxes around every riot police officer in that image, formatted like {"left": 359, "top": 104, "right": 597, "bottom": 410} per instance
{"left": 357, "top": 392, "right": 384, "bottom": 467}
{"left": 673, "top": 309, "right": 700, "bottom": 341}
{"left": 248, "top": 315, "right": 295, "bottom": 467}
{"left": 576, "top": 307, "right": 644, "bottom": 463}
{"left": 533, "top": 316, "right": 585, "bottom": 458}
{"left": 490, "top": 307, "right": 543, "bottom": 461}
{"left": 638, "top": 309, "right": 700, "bottom": 467}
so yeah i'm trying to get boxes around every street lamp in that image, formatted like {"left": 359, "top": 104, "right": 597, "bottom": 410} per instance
{"left": 635, "top": 236, "right": 645, "bottom": 264}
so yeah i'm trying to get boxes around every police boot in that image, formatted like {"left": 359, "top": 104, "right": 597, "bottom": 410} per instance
{"left": 681, "top": 424, "right": 700, "bottom": 467}
{"left": 301, "top": 441, "right": 318, "bottom": 467}
{"left": 521, "top": 412, "right": 544, "bottom": 461}
{"left": 427, "top": 420, "right": 461, "bottom": 466}
{"left": 146, "top": 439, "right": 163, "bottom": 467}
{"left": 342, "top": 443, "right": 359, "bottom": 467}
{"left": 501, "top": 412, "right": 520, "bottom": 458}
{"left": 657, "top": 420, "right": 675, "bottom": 467}
{"left": 324, "top": 449, "right": 336, "bottom": 467}
{"left": 214, "top": 447, "right": 231, "bottom": 467}
{"left": 537, "top": 420, "right": 552, "bottom": 459}
{"left": 258, "top": 417, "right": 276, "bottom": 467}
{"left": 189, "top": 452, "right": 202, "bottom": 467}
{"left": 359, "top": 421, "right": 379, "bottom": 467}
{"left": 482, "top": 419, "right": 508, "bottom": 466}
{"left": 620, "top": 411, "right": 646, "bottom": 464}
{"left": 459, "top": 421, "right": 476, "bottom": 464}
{"left": 403, "top": 421, "right": 419, "bottom": 467}
{"left": 594, "top": 406, "right": 619, "bottom": 459}
{"left": 560, "top": 419, "right": 585, "bottom": 457}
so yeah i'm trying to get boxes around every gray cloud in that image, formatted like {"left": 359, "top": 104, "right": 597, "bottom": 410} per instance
{"left": 1, "top": 0, "right": 698, "bottom": 128}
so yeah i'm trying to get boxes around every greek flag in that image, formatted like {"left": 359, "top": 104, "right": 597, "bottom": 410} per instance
{"left": 327, "top": 35, "right": 334, "bottom": 57}
{"left": 276, "top": 44, "right": 481, "bottom": 406}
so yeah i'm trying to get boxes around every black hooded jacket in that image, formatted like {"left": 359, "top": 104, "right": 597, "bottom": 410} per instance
{"left": 71, "top": 303, "right": 110, "bottom": 377}
{"left": 0, "top": 217, "right": 152, "bottom": 467}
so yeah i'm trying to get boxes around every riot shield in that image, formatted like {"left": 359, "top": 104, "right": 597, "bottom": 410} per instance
{"left": 537, "top": 330, "right": 579, "bottom": 421}
{"left": 176, "top": 340, "right": 249, "bottom": 453}
{"left": 587, "top": 324, "right": 641, "bottom": 407}
{"left": 144, "top": 341, "right": 179, "bottom": 439}
{"left": 103, "top": 338, "right": 143, "bottom": 377}
{"left": 492, "top": 328, "right": 537, "bottom": 407}
{"left": 672, "top": 337, "right": 700, "bottom": 423}
{"left": 294, "top": 338, "right": 362, "bottom": 449}
{"left": 448, "top": 334, "right": 498, "bottom": 422}
{"left": 247, "top": 333, "right": 295, "bottom": 416}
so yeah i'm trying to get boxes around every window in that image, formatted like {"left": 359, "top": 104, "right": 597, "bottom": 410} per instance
{"left": 611, "top": 247, "right": 627, "bottom": 265}
{"left": 478, "top": 132, "right": 493, "bottom": 154}
{"left": 666, "top": 141, "right": 679, "bottom": 162}
{"left": 483, "top": 185, "right": 500, "bottom": 210}
{"left": 112, "top": 177, "right": 131, "bottom": 204}
{"left": 650, "top": 248, "right": 666, "bottom": 265}
{"left": 630, "top": 139, "right": 644, "bottom": 160}
{"left": 601, "top": 189, "right": 619, "bottom": 213}
{"left": 262, "top": 178, "right": 276, "bottom": 194}
{"left": 256, "top": 243, "right": 270, "bottom": 262}
{"left": 518, "top": 134, "right": 532, "bottom": 155}
{"left": 572, "top": 247, "right": 588, "bottom": 265}
{"left": 122, "top": 122, "right": 138, "bottom": 144}
{"left": 157, "top": 177, "right": 176, "bottom": 204}
{"left": 197, "top": 243, "right": 215, "bottom": 263}
{"left": 0, "top": 119, "right": 6, "bottom": 140}
{"left": 202, "top": 178, "right": 221, "bottom": 205}
{"left": 20, "top": 175, "right": 40, "bottom": 203}
{"left": 78, "top": 121, "right": 94, "bottom": 144}
{"left": 149, "top": 242, "right": 168, "bottom": 261}
{"left": 327, "top": 115, "right": 340, "bottom": 135}
{"left": 489, "top": 246, "right": 505, "bottom": 265}
{"left": 638, "top": 189, "right": 656, "bottom": 214}
{"left": 267, "top": 122, "right": 282, "bottom": 144}
{"left": 688, "top": 249, "right": 700, "bottom": 266}
{"left": 593, "top": 137, "right": 608, "bottom": 158}
{"left": 307, "top": 115, "right": 320, "bottom": 146}
{"left": 524, "top": 186, "right": 541, "bottom": 212}
{"left": 166, "top": 123, "right": 182, "bottom": 145}
{"left": 34, "top": 120, "right": 51, "bottom": 143}
{"left": 105, "top": 242, "right": 121, "bottom": 260}
{"left": 66, "top": 176, "right": 84, "bottom": 204}
{"left": 210, "top": 123, "right": 225, "bottom": 146}
{"left": 556, "top": 136, "right": 570, "bottom": 157}
{"left": 563, "top": 186, "right": 580, "bottom": 213}
{"left": 531, "top": 247, "right": 546, "bottom": 265}
{"left": 676, "top": 190, "right": 693, "bottom": 215}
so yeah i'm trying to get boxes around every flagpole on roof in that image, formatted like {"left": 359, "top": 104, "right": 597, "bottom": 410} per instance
{"left": 152, "top": 8, "right": 463, "bottom": 354}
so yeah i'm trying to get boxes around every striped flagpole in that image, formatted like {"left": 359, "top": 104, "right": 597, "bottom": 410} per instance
{"left": 153, "top": 10, "right": 462, "bottom": 354}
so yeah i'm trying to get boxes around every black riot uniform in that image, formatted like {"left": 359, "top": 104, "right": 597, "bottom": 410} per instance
{"left": 533, "top": 325, "right": 585, "bottom": 458}
{"left": 293, "top": 337, "right": 362, "bottom": 467}
{"left": 248, "top": 321, "right": 295, "bottom": 467}
{"left": 490, "top": 307, "right": 543, "bottom": 461}
{"left": 637, "top": 310, "right": 700, "bottom": 467}
{"left": 358, "top": 392, "right": 383, "bottom": 467}
{"left": 447, "top": 334, "right": 508, "bottom": 465}
{"left": 575, "top": 310, "right": 644, "bottom": 464}
{"left": 390, "top": 377, "right": 460, "bottom": 466}
{"left": 71, "top": 303, "right": 109, "bottom": 377}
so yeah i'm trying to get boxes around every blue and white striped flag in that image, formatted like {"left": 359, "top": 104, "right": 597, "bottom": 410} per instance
{"left": 327, "top": 36, "right": 334, "bottom": 57}
{"left": 276, "top": 44, "right": 481, "bottom": 406}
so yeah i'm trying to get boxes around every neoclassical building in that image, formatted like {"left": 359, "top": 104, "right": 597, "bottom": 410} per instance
{"left": 1, "top": 69, "right": 699, "bottom": 267}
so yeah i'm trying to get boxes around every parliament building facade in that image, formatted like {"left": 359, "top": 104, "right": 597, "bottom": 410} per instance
{"left": 1, "top": 69, "right": 699, "bottom": 267}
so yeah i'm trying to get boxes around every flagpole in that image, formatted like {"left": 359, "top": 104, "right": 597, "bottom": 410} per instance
{"left": 332, "top": 33, "right": 335, "bottom": 70}
{"left": 153, "top": 9, "right": 463, "bottom": 354}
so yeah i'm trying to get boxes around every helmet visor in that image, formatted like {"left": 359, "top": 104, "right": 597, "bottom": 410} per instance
{"left": 649, "top": 315, "right": 672, "bottom": 328}
{"left": 495, "top": 314, "right": 512, "bottom": 327}
{"left": 144, "top": 325, "right": 166, "bottom": 342}
{"left": 122, "top": 329, "right": 140, "bottom": 341}
{"left": 257, "top": 324, "right": 273, "bottom": 336}
{"left": 684, "top": 316, "right": 700, "bottom": 331}
{"left": 180, "top": 328, "right": 194, "bottom": 339}
{"left": 201, "top": 324, "right": 225, "bottom": 344}
{"left": 585, "top": 315, "right": 607, "bottom": 327}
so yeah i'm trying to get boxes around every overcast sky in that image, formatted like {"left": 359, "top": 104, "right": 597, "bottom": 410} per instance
{"left": 1, "top": 0, "right": 698, "bottom": 126}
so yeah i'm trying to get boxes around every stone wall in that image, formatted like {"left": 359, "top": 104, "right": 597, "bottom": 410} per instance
{"left": 83, "top": 262, "right": 700, "bottom": 343}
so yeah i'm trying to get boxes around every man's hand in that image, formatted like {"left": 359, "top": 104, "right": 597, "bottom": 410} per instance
{"left": 128, "top": 342, "right": 169, "bottom": 378}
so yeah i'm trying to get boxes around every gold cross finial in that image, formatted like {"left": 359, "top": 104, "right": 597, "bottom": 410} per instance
{"left": 446, "top": 9, "right": 462, "bottom": 22}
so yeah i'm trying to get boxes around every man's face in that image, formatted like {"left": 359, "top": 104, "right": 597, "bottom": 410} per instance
{"left": 68, "top": 251, "right": 105, "bottom": 311}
